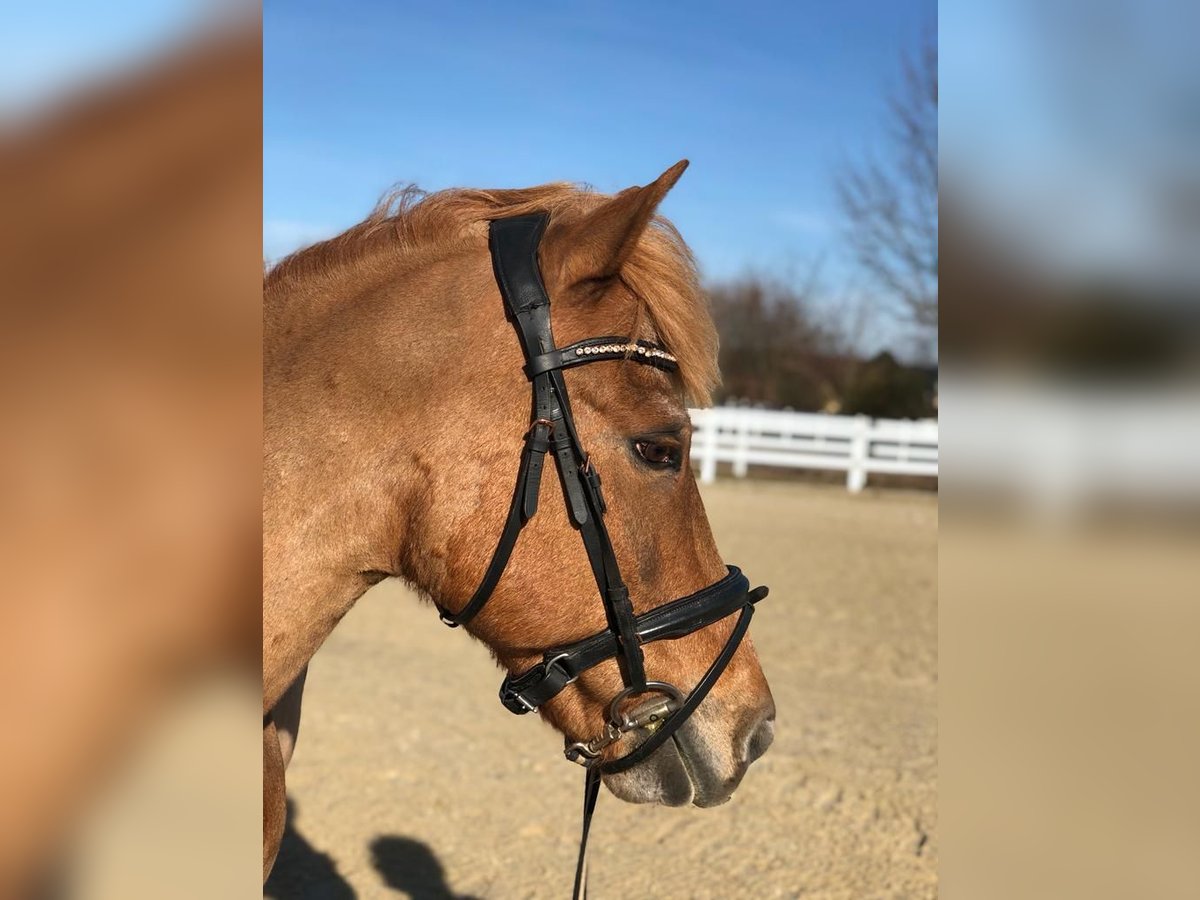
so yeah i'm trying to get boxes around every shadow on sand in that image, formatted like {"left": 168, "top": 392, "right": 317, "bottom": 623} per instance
{"left": 265, "top": 799, "right": 478, "bottom": 899}
{"left": 369, "top": 836, "right": 481, "bottom": 900}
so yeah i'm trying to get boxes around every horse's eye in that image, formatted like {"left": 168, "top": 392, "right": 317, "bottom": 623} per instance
{"left": 633, "top": 440, "right": 681, "bottom": 469}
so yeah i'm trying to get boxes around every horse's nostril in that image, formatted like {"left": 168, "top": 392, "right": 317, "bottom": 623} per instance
{"left": 742, "top": 713, "right": 775, "bottom": 766}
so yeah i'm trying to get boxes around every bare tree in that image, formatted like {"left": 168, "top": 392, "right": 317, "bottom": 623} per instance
{"left": 707, "top": 275, "right": 859, "bottom": 411}
{"left": 837, "top": 34, "right": 938, "bottom": 333}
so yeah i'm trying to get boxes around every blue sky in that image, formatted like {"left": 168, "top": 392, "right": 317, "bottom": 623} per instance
{"left": 265, "top": 0, "right": 934, "bottom": 306}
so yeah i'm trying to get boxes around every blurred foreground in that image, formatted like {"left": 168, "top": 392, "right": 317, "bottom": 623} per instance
{"left": 0, "top": 12, "right": 261, "bottom": 897}
{"left": 941, "top": 2, "right": 1200, "bottom": 898}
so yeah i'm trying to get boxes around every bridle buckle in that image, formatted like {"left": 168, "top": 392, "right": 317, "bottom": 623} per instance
{"left": 499, "top": 652, "right": 575, "bottom": 715}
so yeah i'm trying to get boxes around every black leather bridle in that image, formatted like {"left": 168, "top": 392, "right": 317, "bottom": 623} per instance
{"left": 434, "top": 212, "right": 768, "bottom": 898}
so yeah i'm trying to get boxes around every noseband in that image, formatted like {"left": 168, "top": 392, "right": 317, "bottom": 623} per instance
{"left": 434, "top": 213, "right": 768, "bottom": 897}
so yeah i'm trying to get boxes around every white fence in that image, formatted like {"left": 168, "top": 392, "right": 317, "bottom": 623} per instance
{"left": 688, "top": 406, "right": 938, "bottom": 491}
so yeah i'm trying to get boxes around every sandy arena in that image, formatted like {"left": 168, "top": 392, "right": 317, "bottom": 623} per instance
{"left": 264, "top": 479, "right": 937, "bottom": 899}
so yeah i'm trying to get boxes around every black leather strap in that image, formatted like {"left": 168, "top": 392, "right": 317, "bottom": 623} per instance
{"left": 525, "top": 336, "right": 679, "bottom": 379}
{"left": 435, "top": 419, "right": 551, "bottom": 627}
{"left": 429, "top": 210, "right": 771, "bottom": 900}
{"left": 442, "top": 214, "right": 655, "bottom": 700}
{"left": 444, "top": 213, "right": 768, "bottom": 717}
{"left": 572, "top": 767, "right": 602, "bottom": 900}
{"left": 599, "top": 602, "right": 756, "bottom": 774}
{"left": 490, "top": 214, "right": 553, "bottom": 318}
{"left": 499, "top": 567, "right": 766, "bottom": 714}
{"left": 568, "top": 602, "right": 759, "bottom": 900}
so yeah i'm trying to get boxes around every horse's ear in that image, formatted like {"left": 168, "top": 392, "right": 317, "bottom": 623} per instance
{"left": 542, "top": 159, "right": 688, "bottom": 292}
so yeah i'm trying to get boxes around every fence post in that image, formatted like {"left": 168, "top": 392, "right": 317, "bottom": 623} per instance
{"left": 847, "top": 415, "right": 869, "bottom": 492}
{"left": 699, "top": 411, "right": 718, "bottom": 484}
{"left": 732, "top": 410, "right": 750, "bottom": 478}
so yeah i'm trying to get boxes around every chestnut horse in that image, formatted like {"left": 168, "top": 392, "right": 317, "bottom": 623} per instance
{"left": 263, "top": 162, "right": 775, "bottom": 879}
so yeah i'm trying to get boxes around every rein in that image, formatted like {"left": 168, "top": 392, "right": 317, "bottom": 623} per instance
{"left": 434, "top": 212, "right": 768, "bottom": 897}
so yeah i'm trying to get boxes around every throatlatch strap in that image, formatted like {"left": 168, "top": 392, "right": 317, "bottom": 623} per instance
{"left": 435, "top": 424, "right": 548, "bottom": 627}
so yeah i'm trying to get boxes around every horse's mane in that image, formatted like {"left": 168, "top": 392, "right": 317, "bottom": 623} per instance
{"left": 265, "top": 183, "right": 718, "bottom": 405}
